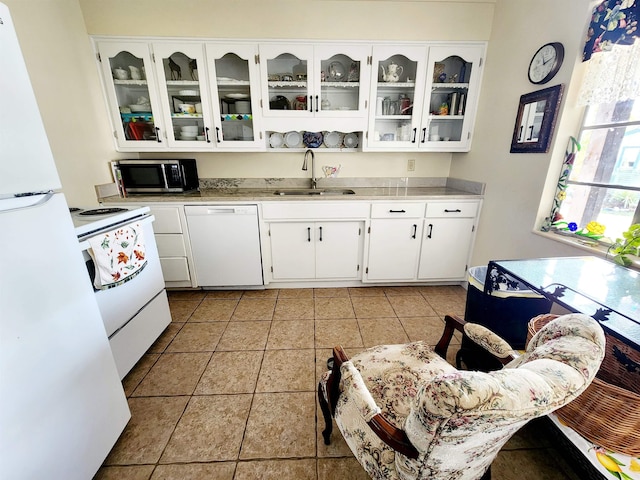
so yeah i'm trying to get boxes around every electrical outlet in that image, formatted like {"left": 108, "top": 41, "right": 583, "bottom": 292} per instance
{"left": 407, "top": 159, "right": 415, "bottom": 171}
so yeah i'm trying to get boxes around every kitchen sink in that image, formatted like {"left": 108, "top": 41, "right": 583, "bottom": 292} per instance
{"left": 274, "top": 189, "right": 356, "bottom": 196}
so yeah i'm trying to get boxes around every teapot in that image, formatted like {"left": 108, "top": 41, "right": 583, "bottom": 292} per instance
{"left": 381, "top": 62, "right": 403, "bottom": 82}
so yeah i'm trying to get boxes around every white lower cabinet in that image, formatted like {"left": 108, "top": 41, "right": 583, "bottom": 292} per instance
{"left": 418, "top": 201, "right": 479, "bottom": 280}
{"left": 147, "top": 205, "right": 195, "bottom": 288}
{"left": 269, "top": 221, "right": 363, "bottom": 280}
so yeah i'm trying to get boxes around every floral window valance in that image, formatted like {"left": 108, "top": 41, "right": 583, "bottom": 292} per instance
{"left": 583, "top": 0, "right": 639, "bottom": 61}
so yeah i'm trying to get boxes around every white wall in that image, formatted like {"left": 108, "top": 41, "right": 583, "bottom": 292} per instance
{"left": 449, "top": 0, "right": 595, "bottom": 266}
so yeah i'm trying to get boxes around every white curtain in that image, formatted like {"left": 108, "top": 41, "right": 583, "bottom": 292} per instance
{"left": 578, "top": 39, "right": 640, "bottom": 105}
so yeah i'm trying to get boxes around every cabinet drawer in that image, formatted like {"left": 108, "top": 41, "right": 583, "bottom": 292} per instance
{"left": 155, "top": 234, "right": 186, "bottom": 257}
{"left": 159, "top": 257, "right": 191, "bottom": 282}
{"left": 371, "top": 202, "right": 425, "bottom": 218}
{"left": 150, "top": 206, "right": 183, "bottom": 233}
{"left": 262, "top": 202, "right": 369, "bottom": 220}
{"left": 425, "top": 201, "right": 478, "bottom": 218}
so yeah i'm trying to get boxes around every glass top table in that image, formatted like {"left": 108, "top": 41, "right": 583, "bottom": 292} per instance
{"left": 486, "top": 256, "right": 640, "bottom": 349}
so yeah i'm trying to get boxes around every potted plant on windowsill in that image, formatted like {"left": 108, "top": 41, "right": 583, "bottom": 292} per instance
{"left": 608, "top": 224, "right": 640, "bottom": 267}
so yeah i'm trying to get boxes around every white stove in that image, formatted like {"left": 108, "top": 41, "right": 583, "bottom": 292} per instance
{"left": 71, "top": 204, "right": 171, "bottom": 379}
{"left": 71, "top": 206, "right": 151, "bottom": 239}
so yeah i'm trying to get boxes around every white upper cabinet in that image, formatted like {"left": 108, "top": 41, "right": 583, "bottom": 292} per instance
{"left": 205, "top": 43, "right": 264, "bottom": 149}
{"left": 151, "top": 43, "right": 213, "bottom": 150}
{"left": 96, "top": 41, "right": 166, "bottom": 150}
{"left": 365, "top": 43, "right": 484, "bottom": 152}
{"left": 258, "top": 43, "right": 371, "bottom": 132}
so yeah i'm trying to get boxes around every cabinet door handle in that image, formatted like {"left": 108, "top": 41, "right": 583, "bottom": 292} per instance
{"left": 307, "top": 227, "right": 311, "bottom": 242}
{"left": 411, "top": 128, "right": 417, "bottom": 143}
{"left": 319, "top": 226, "right": 323, "bottom": 241}
{"left": 215, "top": 127, "right": 222, "bottom": 143}
{"left": 420, "top": 128, "right": 427, "bottom": 143}
{"left": 315, "top": 95, "right": 319, "bottom": 112}
{"left": 444, "top": 209, "right": 462, "bottom": 213}
{"left": 427, "top": 223, "right": 433, "bottom": 238}
{"left": 389, "top": 209, "right": 406, "bottom": 213}
{"left": 411, "top": 224, "right": 417, "bottom": 239}
{"left": 155, "top": 127, "right": 162, "bottom": 143}
{"left": 309, "top": 95, "right": 313, "bottom": 112}
{"left": 205, "top": 127, "right": 211, "bottom": 143}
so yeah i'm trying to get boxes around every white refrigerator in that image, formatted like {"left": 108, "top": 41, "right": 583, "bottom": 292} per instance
{"left": 0, "top": 3, "right": 130, "bottom": 479}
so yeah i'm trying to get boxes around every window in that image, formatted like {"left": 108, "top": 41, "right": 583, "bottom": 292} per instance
{"left": 553, "top": 98, "right": 640, "bottom": 241}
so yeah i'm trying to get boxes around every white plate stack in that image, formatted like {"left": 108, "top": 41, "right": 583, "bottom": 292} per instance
{"left": 179, "top": 125, "right": 198, "bottom": 140}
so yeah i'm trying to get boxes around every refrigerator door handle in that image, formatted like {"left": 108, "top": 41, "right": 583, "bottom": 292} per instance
{"left": 0, "top": 191, "right": 54, "bottom": 214}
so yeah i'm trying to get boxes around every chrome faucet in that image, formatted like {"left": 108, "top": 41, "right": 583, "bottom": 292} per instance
{"left": 301, "top": 149, "right": 317, "bottom": 189}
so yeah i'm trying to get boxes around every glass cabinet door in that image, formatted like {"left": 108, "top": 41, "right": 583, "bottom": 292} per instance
{"left": 421, "top": 46, "right": 483, "bottom": 150}
{"left": 152, "top": 43, "right": 212, "bottom": 149}
{"left": 313, "top": 45, "right": 370, "bottom": 118}
{"left": 206, "top": 44, "right": 262, "bottom": 149}
{"left": 368, "top": 45, "right": 428, "bottom": 149}
{"left": 259, "top": 44, "right": 314, "bottom": 117}
{"left": 97, "top": 42, "right": 164, "bottom": 148}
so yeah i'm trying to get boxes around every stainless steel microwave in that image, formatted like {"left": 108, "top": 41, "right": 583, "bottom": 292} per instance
{"left": 111, "top": 159, "right": 199, "bottom": 194}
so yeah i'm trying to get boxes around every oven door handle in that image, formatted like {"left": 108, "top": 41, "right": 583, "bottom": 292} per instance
{"left": 78, "top": 214, "right": 155, "bottom": 250}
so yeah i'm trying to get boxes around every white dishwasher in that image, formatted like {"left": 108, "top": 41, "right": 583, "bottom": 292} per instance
{"left": 185, "top": 205, "right": 263, "bottom": 287}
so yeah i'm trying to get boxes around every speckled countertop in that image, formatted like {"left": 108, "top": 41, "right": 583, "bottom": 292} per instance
{"left": 100, "top": 177, "right": 485, "bottom": 204}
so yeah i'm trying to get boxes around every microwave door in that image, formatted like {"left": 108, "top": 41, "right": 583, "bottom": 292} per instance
{"left": 120, "top": 164, "right": 167, "bottom": 193}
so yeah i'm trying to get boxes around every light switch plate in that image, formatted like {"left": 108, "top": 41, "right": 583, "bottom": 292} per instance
{"left": 407, "top": 159, "right": 415, "bottom": 171}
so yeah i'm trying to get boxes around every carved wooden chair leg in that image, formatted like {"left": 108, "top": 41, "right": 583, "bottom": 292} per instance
{"left": 318, "top": 381, "right": 333, "bottom": 444}
{"left": 434, "top": 314, "right": 467, "bottom": 360}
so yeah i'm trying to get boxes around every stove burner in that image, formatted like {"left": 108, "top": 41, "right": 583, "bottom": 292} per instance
{"left": 78, "top": 208, "right": 128, "bottom": 216}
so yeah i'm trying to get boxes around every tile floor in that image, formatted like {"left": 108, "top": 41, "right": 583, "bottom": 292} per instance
{"left": 95, "top": 286, "right": 581, "bottom": 480}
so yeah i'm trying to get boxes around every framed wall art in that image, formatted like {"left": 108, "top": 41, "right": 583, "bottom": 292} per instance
{"left": 510, "top": 84, "right": 564, "bottom": 153}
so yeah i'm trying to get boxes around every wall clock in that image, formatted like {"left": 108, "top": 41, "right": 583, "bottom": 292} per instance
{"left": 528, "top": 42, "right": 564, "bottom": 85}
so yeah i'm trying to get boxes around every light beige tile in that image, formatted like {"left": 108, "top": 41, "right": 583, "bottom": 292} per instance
{"left": 104, "top": 396, "right": 189, "bottom": 465}
{"left": 240, "top": 392, "right": 316, "bottom": 459}
{"left": 151, "top": 463, "right": 236, "bottom": 480}
{"left": 317, "top": 457, "right": 370, "bottom": 480}
{"left": 161, "top": 395, "right": 252, "bottom": 463}
{"left": 189, "top": 298, "right": 238, "bottom": 322}
{"left": 167, "top": 290, "right": 206, "bottom": 301}
{"left": 123, "top": 353, "right": 160, "bottom": 397}
{"left": 165, "top": 322, "right": 225, "bottom": 352}
{"left": 426, "top": 294, "right": 467, "bottom": 317}
{"left": 273, "top": 298, "right": 315, "bottom": 320}
{"left": 234, "top": 459, "right": 316, "bottom": 480}
{"left": 205, "top": 290, "right": 243, "bottom": 299}
{"left": 195, "top": 350, "right": 263, "bottom": 395}
{"left": 256, "top": 349, "right": 316, "bottom": 392}
{"left": 358, "top": 318, "right": 410, "bottom": 347}
{"left": 148, "top": 323, "right": 183, "bottom": 353}
{"left": 132, "top": 352, "right": 211, "bottom": 396}
{"left": 277, "top": 288, "right": 314, "bottom": 299}
{"left": 388, "top": 295, "right": 437, "bottom": 317}
{"left": 383, "top": 286, "right": 423, "bottom": 296}
{"left": 243, "top": 289, "right": 279, "bottom": 298}
{"left": 398, "top": 316, "right": 446, "bottom": 344}
{"left": 94, "top": 465, "right": 155, "bottom": 480}
{"left": 419, "top": 285, "right": 467, "bottom": 298}
{"left": 168, "top": 300, "right": 199, "bottom": 322}
{"left": 348, "top": 286, "right": 386, "bottom": 297}
{"left": 216, "top": 321, "right": 271, "bottom": 351}
{"left": 314, "top": 287, "right": 350, "bottom": 297}
{"left": 315, "top": 319, "right": 363, "bottom": 349}
{"left": 315, "top": 297, "right": 355, "bottom": 319}
{"left": 351, "top": 296, "right": 395, "bottom": 318}
{"left": 232, "top": 298, "right": 276, "bottom": 321}
{"left": 267, "top": 320, "right": 314, "bottom": 349}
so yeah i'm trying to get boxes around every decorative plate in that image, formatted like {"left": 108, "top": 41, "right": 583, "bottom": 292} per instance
{"left": 284, "top": 131, "right": 302, "bottom": 148}
{"left": 303, "top": 131, "right": 324, "bottom": 148}
{"left": 226, "top": 93, "right": 249, "bottom": 99}
{"left": 323, "top": 131, "right": 343, "bottom": 148}
{"left": 269, "top": 132, "right": 284, "bottom": 148}
{"left": 343, "top": 132, "right": 359, "bottom": 148}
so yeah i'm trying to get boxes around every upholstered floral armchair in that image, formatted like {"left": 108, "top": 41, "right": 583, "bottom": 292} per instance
{"left": 318, "top": 313, "right": 605, "bottom": 480}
